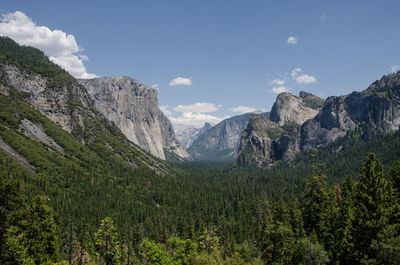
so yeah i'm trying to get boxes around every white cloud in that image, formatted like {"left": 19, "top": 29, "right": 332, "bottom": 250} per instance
{"left": 0, "top": 11, "right": 97, "bottom": 79}
{"left": 159, "top": 105, "right": 172, "bottom": 116}
{"left": 287, "top": 36, "right": 298, "bottom": 45}
{"left": 391, "top": 65, "right": 400, "bottom": 73}
{"left": 230, "top": 106, "right": 258, "bottom": 114}
{"left": 291, "top": 68, "right": 302, "bottom": 78}
{"left": 291, "top": 68, "right": 316, "bottom": 84}
{"left": 173, "top": 102, "right": 221, "bottom": 113}
{"left": 295, "top": 74, "right": 316, "bottom": 84}
{"left": 169, "top": 112, "right": 223, "bottom": 128}
{"left": 271, "top": 78, "right": 286, "bottom": 85}
{"left": 78, "top": 54, "right": 88, "bottom": 61}
{"left": 169, "top": 77, "right": 192, "bottom": 86}
{"left": 272, "top": 86, "right": 289, "bottom": 94}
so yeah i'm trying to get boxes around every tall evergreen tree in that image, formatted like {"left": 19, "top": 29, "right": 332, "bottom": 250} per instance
{"left": 343, "top": 153, "right": 396, "bottom": 263}
{"left": 301, "top": 170, "right": 334, "bottom": 257}
{"left": 25, "top": 195, "right": 59, "bottom": 264}
{"left": 94, "top": 217, "right": 120, "bottom": 265}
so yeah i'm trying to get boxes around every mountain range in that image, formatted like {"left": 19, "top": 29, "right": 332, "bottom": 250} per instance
{"left": 237, "top": 72, "right": 400, "bottom": 167}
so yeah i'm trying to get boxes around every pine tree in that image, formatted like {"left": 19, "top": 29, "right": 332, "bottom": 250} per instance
{"left": 344, "top": 153, "right": 395, "bottom": 263}
{"left": 25, "top": 195, "right": 59, "bottom": 264}
{"left": 94, "top": 217, "right": 120, "bottom": 265}
{"left": 301, "top": 170, "right": 334, "bottom": 257}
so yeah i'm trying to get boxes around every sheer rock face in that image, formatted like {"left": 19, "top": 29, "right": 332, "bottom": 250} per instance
{"left": 270, "top": 92, "right": 319, "bottom": 126}
{"left": 237, "top": 72, "right": 400, "bottom": 167}
{"left": 237, "top": 116, "right": 281, "bottom": 167}
{"left": 78, "top": 76, "right": 190, "bottom": 160}
{"left": 300, "top": 84, "right": 400, "bottom": 152}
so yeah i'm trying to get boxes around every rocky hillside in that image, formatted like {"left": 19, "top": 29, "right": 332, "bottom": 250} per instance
{"left": 188, "top": 112, "right": 269, "bottom": 161}
{"left": 78, "top": 77, "right": 190, "bottom": 160}
{"left": 237, "top": 72, "right": 400, "bottom": 167}
{"left": 0, "top": 36, "right": 175, "bottom": 175}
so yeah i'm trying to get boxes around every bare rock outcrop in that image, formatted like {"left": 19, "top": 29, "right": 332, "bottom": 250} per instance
{"left": 79, "top": 76, "right": 190, "bottom": 160}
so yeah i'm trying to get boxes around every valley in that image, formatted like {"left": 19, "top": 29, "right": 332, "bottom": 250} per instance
{"left": 1, "top": 27, "right": 400, "bottom": 265}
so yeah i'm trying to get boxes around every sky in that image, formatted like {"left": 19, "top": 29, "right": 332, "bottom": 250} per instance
{"left": 1, "top": 0, "right": 399, "bottom": 128}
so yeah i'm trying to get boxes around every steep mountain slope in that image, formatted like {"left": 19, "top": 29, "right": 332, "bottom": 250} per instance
{"left": 188, "top": 112, "right": 269, "bottom": 161}
{"left": 237, "top": 91, "right": 323, "bottom": 166}
{"left": 238, "top": 72, "right": 400, "bottom": 167}
{"left": 78, "top": 77, "right": 190, "bottom": 160}
{"left": 174, "top": 122, "right": 212, "bottom": 149}
{"left": 237, "top": 116, "right": 282, "bottom": 167}
{"left": 0, "top": 36, "right": 173, "bottom": 175}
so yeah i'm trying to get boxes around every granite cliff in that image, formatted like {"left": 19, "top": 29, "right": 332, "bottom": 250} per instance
{"left": 78, "top": 77, "right": 190, "bottom": 160}
{"left": 237, "top": 73, "right": 400, "bottom": 167}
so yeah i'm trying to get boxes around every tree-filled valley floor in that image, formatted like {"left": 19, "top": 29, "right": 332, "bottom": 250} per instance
{"left": 2, "top": 100, "right": 400, "bottom": 264}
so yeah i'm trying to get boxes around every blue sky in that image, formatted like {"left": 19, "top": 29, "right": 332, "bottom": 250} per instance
{"left": 1, "top": 0, "right": 399, "bottom": 127}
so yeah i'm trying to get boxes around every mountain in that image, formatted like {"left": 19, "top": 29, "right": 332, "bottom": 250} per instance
{"left": 270, "top": 92, "right": 320, "bottom": 126}
{"left": 187, "top": 112, "right": 269, "bottom": 161}
{"left": 237, "top": 73, "right": 400, "bottom": 167}
{"left": 78, "top": 77, "right": 190, "bottom": 161}
{"left": 237, "top": 116, "right": 282, "bottom": 167}
{"left": 174, "top": 122, "right": 212, "bottom": 149}
{"left": 0, "top": 36, "right": 174, "bottom": 175}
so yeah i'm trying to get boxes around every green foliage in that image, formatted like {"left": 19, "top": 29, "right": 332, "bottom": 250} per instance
{"left": 292, "top": 237, "right": 330, "bottom": 265}
{"left": 342, "top": 154, "right": 399, "bottom": 263}
{"left": 139, "top": 238, "right": 173, "bottom": 265}
{"left": 94, "top": 217, "right": 120, "bottom": 265}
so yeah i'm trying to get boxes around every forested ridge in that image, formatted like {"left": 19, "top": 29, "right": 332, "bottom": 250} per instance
{"left": 1, "top": 36, "right": 400, "bottom": 264}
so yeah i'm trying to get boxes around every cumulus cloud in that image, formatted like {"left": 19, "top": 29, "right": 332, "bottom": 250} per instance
{"left": 291, "top": 68, "right": 316, "bottom": 84}
{"left": 0, "top": 11, "right": 96, "bottom": 79}
{"left": 287, "top": 36, "right": 298, "bottom": 45}
{"left": 169, "top": 77, "right": 192, "bottom": 86}
{"left": 173, "top": 102, "right": 221, "bottom": 113}
{"left": 271, "top": 78, "right": 286, "bottom": 85}
{"left": 295, "top": 74, "right": 316, "bottom": 84}
{"left": 159, "top": 105, "right": 172, "bottom": 116}
{"left": 272, "top": 86, "right": 289, "bottom": 94}
{"left": 229, "top": 106, "right": 258, "bottom": 114}
{"left": 169, "top": 112, "right": 223, "bottom": 128}
{"left": 391, "top": 65, "right": 400, "bottom": 73}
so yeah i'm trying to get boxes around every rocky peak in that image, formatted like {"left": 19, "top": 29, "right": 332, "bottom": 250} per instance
{"left": 270, "top": 92, "right": 319, "bottom": 126}
{"left": 237, "top": 116, "right": 281, "bottom": 167}
{"left": 199, "top": 122, "right": 212, "bottom": 135}
{"left": 79, "top": 77, "right": 190, "bottom": 160}
{"left": 238, "top": 73, "right": 400, "bottom": 168}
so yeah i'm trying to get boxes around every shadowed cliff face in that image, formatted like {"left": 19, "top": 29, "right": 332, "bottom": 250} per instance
{"left": 237, "top": 91, "right": 322, "bottom": 167}
{"left": 78, "top": 76, "right": 190, "bottom": 160}
{"left": 237, "top": 72, "right": 400, "bottom": 167}
{"left": 237, "top": 116, "right": 281, "bottom": 167}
